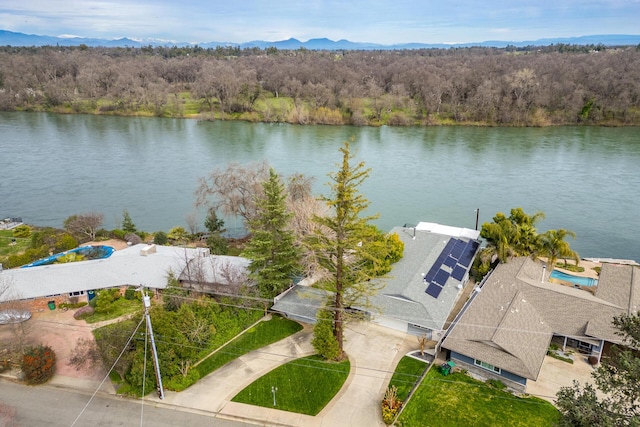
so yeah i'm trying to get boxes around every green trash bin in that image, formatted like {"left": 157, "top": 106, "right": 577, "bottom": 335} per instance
{"left": 440, "top": 360, "right": 456, "bottom": 376}
{"left": 48, "top": 301, "right": 56, "bottom": 310}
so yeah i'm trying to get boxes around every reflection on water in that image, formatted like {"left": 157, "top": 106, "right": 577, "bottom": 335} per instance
{"left": 1, "top": 112, "right": 639, "bottom": 261}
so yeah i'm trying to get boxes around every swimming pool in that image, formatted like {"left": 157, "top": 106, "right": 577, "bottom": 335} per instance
{"left": 21, "top": 245, "right": 115, "bottom": 268}
{"left": 550, "top": 270, "right": 598, "bottom": 287}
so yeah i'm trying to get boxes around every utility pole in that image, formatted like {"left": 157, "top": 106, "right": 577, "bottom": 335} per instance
{"left": 475, "top": 208, "right": 480, "bottom": 231}
{"left": 142, "top": 289, "right": 165, "bottom": 400}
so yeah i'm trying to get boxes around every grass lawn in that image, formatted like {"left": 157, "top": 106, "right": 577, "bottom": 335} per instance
{"left": 194, "top": 315, "right": 303, "bottom": 379}
{"left": 388, "top": 356, "right": 429, "bottom": 401}
{"left": 232, "top": 355, "right": 350, "bottom": 416}
{"left": 83, "top": 298, "right": 143, "bottom": 323}
{"left": 397, "top": 369, "right": 560, "bottom": 427}
{"left": 0, "top": 230, "right": 30, "bottom": 259}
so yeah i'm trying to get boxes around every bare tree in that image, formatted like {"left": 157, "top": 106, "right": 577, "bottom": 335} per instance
{"left": 195, "top": 161, "right": 270, "bottom": 227}
{"left": 216, "top": 258, "right": 249, "bottom": 290}
{"left": 185, "top": 211, "right": 199, "bottom": 237}
{"left": 64, "top": 212, "right": 104, "bottom": 241}
{"left": 0, "top": 277, "right": 32, "bottom": 360}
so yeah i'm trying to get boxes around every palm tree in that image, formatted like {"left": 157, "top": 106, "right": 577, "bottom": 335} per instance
{"left": 509, "top": 208, "right": 545, "bottom": 255}
{"left": 480, "top": 214, "right": 519, "bottom": 263}
{"left": 537, "top": 229, "right": 579, "bottom": 269}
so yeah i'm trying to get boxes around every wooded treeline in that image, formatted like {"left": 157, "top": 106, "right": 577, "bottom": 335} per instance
{"left": 1, "top": 44, "right": 639, "bottom": 126}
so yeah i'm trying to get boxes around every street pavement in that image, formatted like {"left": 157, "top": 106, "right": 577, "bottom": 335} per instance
{"left": 0, "top": 380, "right": 252, "bottom": 427}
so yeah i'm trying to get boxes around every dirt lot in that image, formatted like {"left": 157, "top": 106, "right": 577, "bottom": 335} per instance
{"left": 0, "top": 308, "right": 106, "bottom": 381}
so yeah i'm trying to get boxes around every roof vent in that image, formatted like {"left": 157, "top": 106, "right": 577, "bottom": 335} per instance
{"left": 140, "top": 244, "right": 157, "bottom": 256}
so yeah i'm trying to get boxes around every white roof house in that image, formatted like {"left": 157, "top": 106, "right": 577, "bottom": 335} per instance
{"left": 0, "top": 244, "right": 210, "bottom": 302}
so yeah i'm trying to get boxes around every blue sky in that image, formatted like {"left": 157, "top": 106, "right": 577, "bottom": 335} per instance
{"left": 1, "top": 0, "right": 639, "bottom": 44}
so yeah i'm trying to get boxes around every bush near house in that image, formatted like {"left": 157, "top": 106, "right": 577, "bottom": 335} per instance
{"left": 21, "top": 345, "right": 56, "bottom": 385}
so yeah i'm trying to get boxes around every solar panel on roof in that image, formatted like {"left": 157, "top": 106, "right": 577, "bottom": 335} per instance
{"left": 442, "top": 239, "right": 456, "bottom": 255}
{"left": 425, "top": 283, "right": 443, "bottom": 298}
{"left": 459, "top": 240, "right": 480, "bottom": 267}
{"left": 424, "top": 267, "right": 438, "bottom": 283}
{"left": 444, "top": 256, "right": 457, "bottom": 268}
{"left": 434, "top": 269, "right": 450, "bottom": 286}
{"left": 451, "top": 239, "right": 466, "bottom": 259}
{"left": 452, "top": 265, "right": 467, "bottom": 281}
{"left": 459, "top": 253, "right": 473, "bottom": 267}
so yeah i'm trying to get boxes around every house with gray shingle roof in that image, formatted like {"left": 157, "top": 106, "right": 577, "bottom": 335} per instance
{"left": 441, "top": 257, "right": 639, "bottom": 392}
{"left": 272, "top": 222, "right": 481, "bottom": 338}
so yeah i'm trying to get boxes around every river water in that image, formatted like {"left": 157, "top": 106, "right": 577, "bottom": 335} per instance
{"left": 1, "top": 112, "right": 638, "bottom": 261}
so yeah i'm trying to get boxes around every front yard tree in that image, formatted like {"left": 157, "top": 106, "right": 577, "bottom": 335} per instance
{"left": 242, "top": 168, "right": 301, "bottom": 298}
{"left": 64, "top": 212, "right": 104, "bottom": 241}
{"left": 306, "top": 141, "right": 385, "bottom": 359}
{"left": 556, "top": 312, "right": 640, "bottom": 426}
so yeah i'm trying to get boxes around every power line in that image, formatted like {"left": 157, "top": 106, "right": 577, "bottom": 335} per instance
{"left": 70, "top": 316, "right": 145, "bottom": 427}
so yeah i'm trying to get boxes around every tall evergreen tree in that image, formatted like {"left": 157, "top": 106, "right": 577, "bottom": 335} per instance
{"left": 242, "top": 168, "right": 300, "bottom": 298}
{"left": 306, "top": 141, "right": 385, "bottom": 359}
{"left": 121, "top": 209, "right": 137, "bottom": 233}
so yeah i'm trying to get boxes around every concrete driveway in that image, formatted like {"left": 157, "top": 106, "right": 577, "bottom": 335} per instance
{"left": 159, "top": 321, "right": 415, "bottom": 427}
{"left": 526, "top": 354, "right": 597, "bottom": 403}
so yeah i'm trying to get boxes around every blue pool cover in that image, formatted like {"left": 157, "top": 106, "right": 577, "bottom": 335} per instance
{"left": 21, "top": 245, "right": 115, "bottom": 268}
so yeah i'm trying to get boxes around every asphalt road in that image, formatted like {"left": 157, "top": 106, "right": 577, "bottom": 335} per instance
{"left": 0, "top": 380, "right": 253, "bottom": 427}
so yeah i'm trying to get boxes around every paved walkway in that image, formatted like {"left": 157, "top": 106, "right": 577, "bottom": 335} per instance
{"left": 153, "top": 321, "right": 415, "bottom": 426}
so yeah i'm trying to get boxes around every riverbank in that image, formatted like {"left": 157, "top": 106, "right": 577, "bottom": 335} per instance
{"left": 13, "top": 106, "right": 639, "bottom": 128}
{"left": 2, "top": 45, "right": 639, "bottom": 127}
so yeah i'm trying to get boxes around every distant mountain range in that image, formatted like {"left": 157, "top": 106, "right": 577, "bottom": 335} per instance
{"left": 1, "top": 30, "right": 639, "bottom": 50}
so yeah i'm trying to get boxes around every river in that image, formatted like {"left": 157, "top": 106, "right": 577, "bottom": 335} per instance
{"left": 1, "top": 112, "right": 638, "bottom": 261}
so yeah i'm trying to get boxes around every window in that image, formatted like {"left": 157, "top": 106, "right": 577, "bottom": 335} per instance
{"left": 474, "top": 359, "right": 501, "bottom": 374}
{"left": 69, "top": 291, "right": 85, "bottom": 297}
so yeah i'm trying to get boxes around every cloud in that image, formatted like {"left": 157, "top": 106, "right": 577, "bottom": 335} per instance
{"left": 1, "top": 0, "right": 639, "bottom": 44}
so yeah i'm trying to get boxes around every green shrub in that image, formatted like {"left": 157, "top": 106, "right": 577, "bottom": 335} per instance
{"left": 165, "top": 369, "right": 201, "bottom": 392}
{"left": 111, "top": 229, "right": 126, "bottom": 240}
{"left": 12, "top": 224, "right": 31, "bottom": 238}
{"left": 207, "top": 234, "right": 229, "bottom": 254}
{"left": 21, "top": 345, "right": 56, "bottom": 385}
{"left": 6, "top": 245, "right": 50, "bottom": 268}
{"left": 95, "top": 228, "right": 111, "bottom": 239}
{"left": 124, "top": 287, "right": 136, "bottom": 300}
{"left": 153, "top": 231, "right": 168, "bottom": 245}
{"left": 94, "top": 288, "right": 122, "bottom": 314}
{"left": 54, "top": 233, "right": 78, "bottom": 252}
{"left": 59, "top": 301, "right": 88, "bottom": 310}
